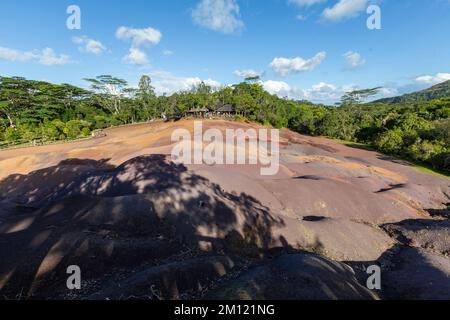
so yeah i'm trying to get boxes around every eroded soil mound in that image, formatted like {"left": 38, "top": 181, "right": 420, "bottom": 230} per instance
{"left": 0, "top": 120, "right": 449, "bottom": 300}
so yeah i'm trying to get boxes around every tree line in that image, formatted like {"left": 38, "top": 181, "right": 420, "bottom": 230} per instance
{"left": 0, "top": 75, "right": 449, "bottom": 172}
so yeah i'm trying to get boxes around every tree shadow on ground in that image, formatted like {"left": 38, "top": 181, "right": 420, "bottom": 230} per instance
{"left": 426, "top": 205, "right": 450, "bottom": 219}
{"left": 347, "top": 243, "right": 450, "bottom": 300}
{"left": 0, "top": 155, "right": 288, "bottom": 299}
{"left": 375, "top": 183, "right": 406, "bottom": 193}
{"left": 3, "top": 154, "right": 446, "bottom": 300}
{"left": 346, "top": 215, "right": 450, "bottom": 300}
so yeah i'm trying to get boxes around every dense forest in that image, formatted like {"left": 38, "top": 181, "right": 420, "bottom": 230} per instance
{"left": 1, "top": 75, "right": 449, "bottom": 172}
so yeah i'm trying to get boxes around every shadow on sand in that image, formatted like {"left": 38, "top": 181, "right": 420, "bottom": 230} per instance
{"left": 1, "top": 154, "right": 447, "bottom": 300}
{"left": 0, "top": 155, "right": 288, "bottom": 299}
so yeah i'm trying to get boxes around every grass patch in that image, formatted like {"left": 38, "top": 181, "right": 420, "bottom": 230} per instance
{"left": 332, "top": 138, "right": 450, "bottom": 179}
{"left": 336, "top": 139, "right": 375, "bottom": 150}
{"left": 412, "top": 163, "right": 450, "bottom": 179}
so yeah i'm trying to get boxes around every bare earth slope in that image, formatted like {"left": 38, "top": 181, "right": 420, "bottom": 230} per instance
{"left": 0, "top": 120, "right": 449, "bottom": 300}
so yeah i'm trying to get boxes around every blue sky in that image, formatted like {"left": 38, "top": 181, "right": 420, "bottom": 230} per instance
{"left": 0, "top": 0, "right": 449, "bottom": 104}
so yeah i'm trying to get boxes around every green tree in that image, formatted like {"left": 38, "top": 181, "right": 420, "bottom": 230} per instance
{"left": 0, "top": 77, "right": 32, "bottom": 127}
{"left": 376, "top": 129, "right": 404, "bottom": 154}
{"left": 84, "top": 75, "right": 128, "bottom": 114}
{"left": 338, "top": 87, "right": 382, "bottom": 107}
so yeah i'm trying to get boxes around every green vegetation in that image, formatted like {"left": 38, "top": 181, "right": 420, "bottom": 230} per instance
{"left": 1, "top": 75, "right": 449, "bottom": 174}
{"left": 413, "top": 164, "right": 449, "bottom": 179}
{"left": 320, "top": 98, "right": 450, "bottom": 173}
{"left": 375, "top": 80, "right": 450, "bottom": 104}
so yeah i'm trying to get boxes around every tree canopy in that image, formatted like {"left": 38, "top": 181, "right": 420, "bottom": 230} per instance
{"left": 0, "top": 75, "right": 449, "bottom": 172}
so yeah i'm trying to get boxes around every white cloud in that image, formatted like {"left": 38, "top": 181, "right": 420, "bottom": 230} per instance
{"left": 116, "top": 26, "right": 162, "bottom": 47}
{"left": 302, "top": 82, "right": 347, "bottom": 101}
{"left": 38, "top": 48, "right": 71, "bottom": 66}
{"left": 233, "top": 69, "right": 262, "bottom": 79}
{"left": 122, "top": 48, "right": 149, "bottom": 65}
{"left": 163, "top": 50, "right": 174, "bottom": 56}
{"left": 147, "top": 71, "right": 221, "bottom": 95}
{"left": 257, "top": 77, "right": 398, "bottom": 104}
{"left": 116, "top": 26, "right": 162, "bottom": 66}
{"left": 343, "top": 51, "right": 365, "bottom": 69}
{"left": 269, "top": 52, "right": 326, "bottom": 76}
{"left": 0, "top": 47, "right": 36, "bottom": 62}
{"left": 377, "top": 87, "right": 398, "bottom": 98}
{"left": 260, "top": 80, "right": 360, "bottom": 103}
{"left": 415, "top": 73, "right": 450, "bottom": 85}
{"left": 257, "top": 78, "right": 395, "bottom": 104}
{"left": 72, "top": 36, "right": 106, "bottom": 56}
{"left": 0, "top": 46, "right": 70, "bottom": 66}
{"left": 262, "top": 80, "right": 292, "bottom": 96}
{"left": 322, "top": 0, "right": 367, "bottom": 21}
{"left": 300, "top": 82, "right": 397, "bottom": 103}
{"left": 289, "top": 0, "right": 326, "bottom": 7}
{"left": 192, "top": 0, "right": 244, "bottom": 34}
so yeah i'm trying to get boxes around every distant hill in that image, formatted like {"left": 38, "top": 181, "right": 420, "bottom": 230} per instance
{"left": 375, "top": 80, "right": 450, "bottom": 104}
